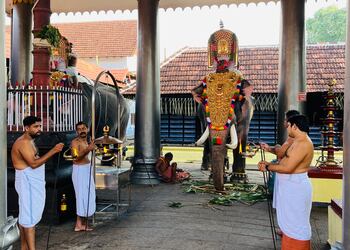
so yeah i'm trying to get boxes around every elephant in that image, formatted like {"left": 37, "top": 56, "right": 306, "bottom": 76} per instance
{"left": 78, "top": 74, "right": 130, "bottom": 140}
{"left": 193, "top": 77, "right": 254, "bottom": 190}
{"left": 192, "top": 70, "right": 242, "bottom": 191}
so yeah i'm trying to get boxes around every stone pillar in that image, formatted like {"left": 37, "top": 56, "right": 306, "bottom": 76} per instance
{"left": 277, "top": 0, "right": 306, "bottom": 144}
{"left": 342, "top": 0, "right": 350, "bottom": 247}
{"left": 32, "top": 0, "right": 51, "bottom": 86}
{"left": 1, "top": 2, "right": 20, "bottom": 248}
{"left": 10, "top": 0, "right": 33, "bottom": 87}
{"left": 0, "top": 0, "right": 7, "bottom": 227}
{"left": 131, "top": 0, "right": 160, "bottom": 184}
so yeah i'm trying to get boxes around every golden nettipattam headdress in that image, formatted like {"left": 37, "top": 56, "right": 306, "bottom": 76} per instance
{"left": 208, "top": 21, "right": 238, "bottom": 68}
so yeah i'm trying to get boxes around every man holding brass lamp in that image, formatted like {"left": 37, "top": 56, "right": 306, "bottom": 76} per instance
{"left": 71, "top": 121, "right": 95, "bottom": 232}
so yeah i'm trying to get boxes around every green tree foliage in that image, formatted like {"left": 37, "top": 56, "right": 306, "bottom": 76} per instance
{"left": 306, "top": 6, "right": 346, "bottom": 44}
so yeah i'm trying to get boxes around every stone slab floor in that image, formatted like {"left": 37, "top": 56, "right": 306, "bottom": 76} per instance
{"left": 13, "top": 163, "right": 329, "bottom": 250}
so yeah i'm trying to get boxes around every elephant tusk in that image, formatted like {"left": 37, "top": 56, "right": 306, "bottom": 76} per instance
{"left": 195, "top": 126, "right": 209, "bottom": 146}
{"left": 226, "top": 124, "right": 238, "bottom": 149}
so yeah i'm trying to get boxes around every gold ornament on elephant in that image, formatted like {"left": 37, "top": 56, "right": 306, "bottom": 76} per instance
{"left": 208, "top": 25, "right": 238, "bottom": 68}
{"left": 206, "top": 71, "right": 241, "bottom": 128}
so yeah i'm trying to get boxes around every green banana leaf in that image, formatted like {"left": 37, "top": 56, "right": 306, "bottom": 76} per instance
{"left": 183, "top": 180, "right": 268, "bottom": 206}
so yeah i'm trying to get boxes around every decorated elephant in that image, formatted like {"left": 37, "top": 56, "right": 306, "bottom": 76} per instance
{"left": 192, "top": 26, "right": 254, "bottom": 190}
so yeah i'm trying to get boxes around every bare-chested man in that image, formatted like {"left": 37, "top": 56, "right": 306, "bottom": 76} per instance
{"left": 260, "top": 110, "right": 300, "bottom": 160}
{"left": 11, "top": 116, "right": 64, "bottom": 250}
{"left": 258, "top": 114, "right": 314, "bottom": 250}
{"left": 71, "top": 121, "right": 95, "bottom": 231}
{"left": 260, "top": 109, "right": 300, "bottom": 237}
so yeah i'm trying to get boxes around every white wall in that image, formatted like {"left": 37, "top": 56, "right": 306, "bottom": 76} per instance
{"left": 82, "top": 56, "right": 136, "bottom": 71}
{"left": 83, "top": 57, "right": 126, "bottom": 69}
{"left": 126, "top": 56, "right": 137, "bottom": 72}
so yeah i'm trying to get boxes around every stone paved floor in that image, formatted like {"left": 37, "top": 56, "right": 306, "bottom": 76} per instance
{"left": 13, "top": 163, "right": 330, "bottom": 250}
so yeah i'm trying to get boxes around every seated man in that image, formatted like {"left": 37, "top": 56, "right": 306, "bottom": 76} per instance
{"left": 155, "top": 152, "right": 190, "bottom": 183}
{"left": 155, "top": 152, "right": 177, "bottom": 183}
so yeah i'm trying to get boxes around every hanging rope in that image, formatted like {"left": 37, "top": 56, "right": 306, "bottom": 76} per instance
{"left": 260, "top": 147, "right": 277, "bottom": 250}
{"left": 45, "top": 151, "right": 62, "bottom": 250}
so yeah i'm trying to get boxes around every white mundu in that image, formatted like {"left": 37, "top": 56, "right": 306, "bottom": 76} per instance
{"left": 274, "top": 172, "right": 312, "bottom": 240}
{"left": 72, "top": 163, "right": 96, "bottom": 217}
{"left": 15, "top": 165, "right": 46, "bottom": 228}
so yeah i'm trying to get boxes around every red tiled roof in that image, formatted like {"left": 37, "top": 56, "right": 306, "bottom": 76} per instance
{"left": 94, "top": 69, "right": 129, "bottom": 88}
{"left": 5, "top": 26, "right": 10, "bottom": 58}
{"left": 5, "top": 20, "right": 137, "bottom": 58}
{"left": 162, "top": 45, "right": 345, "bottom": 94}
{"left": 126, "top": 44, "right": 345, "bottom": 95}
{"left": 54, "top": 20, "right": 137, "bottom": 58}
{"left": 109, "top": 69, "right": 129, "bottom": 82}
{"left": 76, "top": 59, "right": 103, "bottom": 80}
{"left": 5, "top": 25, "right": 130, "bottom": 87}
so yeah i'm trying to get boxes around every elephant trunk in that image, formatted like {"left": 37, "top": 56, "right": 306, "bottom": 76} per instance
{"left": 211, "top": 145, "right": 226, "bottom": 191}
{"left": 210, "top": 130, "right": 229, "bottom": 191}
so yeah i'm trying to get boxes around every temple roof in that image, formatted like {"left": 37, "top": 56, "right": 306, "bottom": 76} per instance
{"left": 6, "top": 0, "right": 278, "bottom": 14}
{"left": 5, "top": 21, "right": 137, "bottom": 59}
{"left": 55, "top": 21, "right": 137, "bottom": 58}
{"left": 124, "top": 44, "right": 345, "bottom": 94}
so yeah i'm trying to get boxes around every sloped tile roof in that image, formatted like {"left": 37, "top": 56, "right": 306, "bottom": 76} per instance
{"left": 109, "top": 69, "right": 129, "bottom": 82}
{"left": 93, "top": 69, "right": 129, "bottom": 88}
{"left": 5, "top": 27, "right": 11, "bottom": 58}
{"left": 155, "top": 45, "right": 345, "bottom": 95}
{"left": 55, "top": 20, "right": 137, "bottom": 58}
{"left": 76, "top": 59, "right": 103, "bottom": 80}
{"left": 4, "top": 20, "right": 137, "bottom": 58}
{"left": 5, "top": 25, "right": 129, "bottom": 87}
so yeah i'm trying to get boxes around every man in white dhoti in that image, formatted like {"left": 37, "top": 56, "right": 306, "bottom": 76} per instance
{"left": 11, "top": 116, "right": 64, "bottom": 250}
{"left": 71, "top": 121, "right": 96, "bottom": 231}
{"left": 259, "top": 110, "right": 300, "bottom": 236}
{"left": 258, "top": 114, "right": 314, "bottom": 250}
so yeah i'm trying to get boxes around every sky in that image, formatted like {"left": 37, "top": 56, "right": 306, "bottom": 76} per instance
{"left": 6, "top": 0, "right": 347, "bottom": 60}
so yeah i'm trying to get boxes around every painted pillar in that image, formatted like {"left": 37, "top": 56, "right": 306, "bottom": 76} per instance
{"left": 277, "top": 0, "right": 306, "bottom": 144}
{"left": 131, "top": 0, "right": 160, "bottom": 184}
{"left": 10, "top": 0, "right": 33, "bottom": 87}
{"left": 342, "top": 0, "right": 350, "bottom": 247}
{"left": 32, "top": 0, "right": 51, "bottom": 86}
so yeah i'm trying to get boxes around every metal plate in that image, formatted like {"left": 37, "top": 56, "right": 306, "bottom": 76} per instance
{"left": 95, "top": 167, "right": 130, "bottom": 190}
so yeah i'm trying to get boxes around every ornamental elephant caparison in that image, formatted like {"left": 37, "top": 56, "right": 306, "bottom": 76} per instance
{"left": 192, "top": 73, "right": 254, "bottom": 191}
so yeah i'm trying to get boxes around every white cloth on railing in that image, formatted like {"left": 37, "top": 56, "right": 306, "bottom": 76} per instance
{"left": 15, "top": 165, "right": 46, "bottom": 228}
{"left": 72, "top": 163, "right": 96, "bottom": 217}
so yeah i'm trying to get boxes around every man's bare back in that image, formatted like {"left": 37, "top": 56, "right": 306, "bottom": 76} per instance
{"left": 279, "top": 135, "right": 314, "bottom": 174}
{"left": 258, "top": 115, "right": 314, "bottom": 174}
